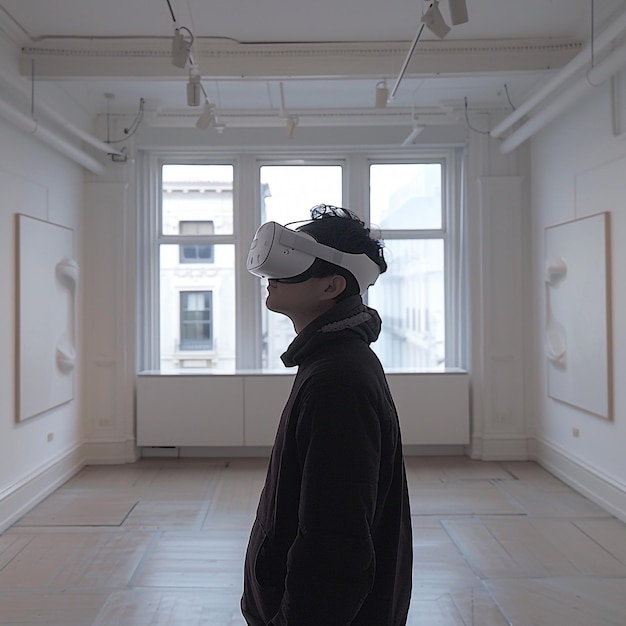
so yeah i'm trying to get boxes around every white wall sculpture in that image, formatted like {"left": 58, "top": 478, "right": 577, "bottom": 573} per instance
{"left": 17, "top": 214, "right": 77, "bottom": 421}
{"left": 544, "top": 212, "right": 612, "bottom": 419}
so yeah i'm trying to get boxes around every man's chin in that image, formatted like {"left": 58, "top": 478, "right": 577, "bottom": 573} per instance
{"left": 265, "top": 295, "right": 280, "bottom": 313}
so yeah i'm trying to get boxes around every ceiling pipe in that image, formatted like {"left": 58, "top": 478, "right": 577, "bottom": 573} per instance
{"left": 0, "top": 65, "right": 123, "bottom": 157}
{"left": 491, "top": 6, "right": 626, "bottom": 139}
{"left": 499, "top": 40, "right": 626, "bottom": 154}
{"left": 0, "top": 97, "right": 105, "bottom": 174}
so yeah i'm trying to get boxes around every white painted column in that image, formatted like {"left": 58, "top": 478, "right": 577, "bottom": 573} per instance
{"left": 470, "top": 175, "right": 528, "bottom": 459}
{"left": 81, "top": 161, "right": 137, "bottom": 463}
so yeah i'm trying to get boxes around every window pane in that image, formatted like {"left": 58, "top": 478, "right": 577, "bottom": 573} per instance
{"left": 162, "top": 164, "right": 233, "bottom": 235}
{"left": 160, "top": 244, "right": 235, "bottom": 371}
{"left": 259, "top": 165, "right": 343, "bottom": 370}
{"left": 370, "top": 163, "right": 442, "bottom": 230}
{"left": 369, "top": 239, "right": 445, "bottom": 370}
{"left": 260, "top": 165, "right": 343, "bottom": 225}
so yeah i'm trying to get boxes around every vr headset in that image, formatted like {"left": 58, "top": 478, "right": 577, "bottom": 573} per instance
{"left": 246, "top": 221, "right": 381, "bottom": 295}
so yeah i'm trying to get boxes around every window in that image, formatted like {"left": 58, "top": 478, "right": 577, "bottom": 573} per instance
{"left": 368, "top": 162, "right": 446, "bottom": 369}
{"left": 180, "top": 291, "right": 213, "bottom": 349}
{"left": 156, "top": 163, "right": 235, "bottom": 371}
{"left": 259, "top": 164, "right": 343, "bottom": 369}
{"left": 179, "top": 221, "right": 214, "bottom": 263}
{"left": 139, "top": 152, "right": 464, "bottom": 373}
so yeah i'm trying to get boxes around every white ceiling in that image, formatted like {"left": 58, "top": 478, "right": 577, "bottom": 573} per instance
{"left": 1, "top": 0, "right": 625, "bottom": 130}
{"left": 0, "top": 0, "right": 616, "bottom": 44}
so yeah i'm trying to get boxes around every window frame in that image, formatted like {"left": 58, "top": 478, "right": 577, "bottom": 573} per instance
{"left": 137, "top": 149, "right": 465, "bottom": 373}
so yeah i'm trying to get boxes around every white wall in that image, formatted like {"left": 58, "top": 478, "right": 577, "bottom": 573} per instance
{"left": 529, "top": 75, "right": 626, "bottom": 520}
{"left": 0, "top": 117, "right": 86, "bottom": 531}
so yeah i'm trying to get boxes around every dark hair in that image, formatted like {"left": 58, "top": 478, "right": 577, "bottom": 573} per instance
{"left": 296, "top": 204, "right": 387, "bottom": 299}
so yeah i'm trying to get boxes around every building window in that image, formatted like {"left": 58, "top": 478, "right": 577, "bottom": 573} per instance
{"left": 179, "top": 221, "right": 214, "bottom": 263}
{"left": 180, "top": 291, "right": 213, "bottom": 350}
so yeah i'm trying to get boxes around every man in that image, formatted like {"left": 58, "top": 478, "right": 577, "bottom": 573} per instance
{"left": 242, "top": 204, "right": 413, "bottom": 626}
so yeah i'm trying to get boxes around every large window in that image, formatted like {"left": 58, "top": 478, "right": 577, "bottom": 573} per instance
{"left": 139, "top": 152, "right": 464, "bottom": 373}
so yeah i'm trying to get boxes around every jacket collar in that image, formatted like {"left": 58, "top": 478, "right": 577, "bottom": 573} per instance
{"left": 281, "top": 295, "right": 382, "bottom": 367}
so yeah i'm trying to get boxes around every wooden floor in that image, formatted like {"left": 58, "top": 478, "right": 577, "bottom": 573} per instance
{"left": 1, "top": 456, "right": 626, "bottom": 625}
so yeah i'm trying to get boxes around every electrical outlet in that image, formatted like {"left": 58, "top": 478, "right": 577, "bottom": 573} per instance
{"left": 47, "top": 432, "right": 54, "bottom": 442}
{"left": 572, "top": 427, "right": 580, "bottom": 438}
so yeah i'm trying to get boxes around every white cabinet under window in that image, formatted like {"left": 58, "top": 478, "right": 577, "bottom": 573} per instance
{"left": 136, "top": 370, "right": 469, "bottom": 448}
{"left": 137, "top": 374, "right": 245, "bottom": 446}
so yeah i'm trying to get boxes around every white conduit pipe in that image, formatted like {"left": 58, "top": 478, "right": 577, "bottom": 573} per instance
{"left": 0, "top": 65, "right": 122, "bottom": 157}
{"left": 499, "top": 41, "right": 626, "bottom": 154}
{"left": 0, "top": 98, "right": 105, "bottom": 174}
{"left": 491, "top": 6, "right": 626, "bottom": 139}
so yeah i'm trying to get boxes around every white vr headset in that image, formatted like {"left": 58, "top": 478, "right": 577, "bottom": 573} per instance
{"left": 246, "top": 221, "right": 381, "bottom": 295}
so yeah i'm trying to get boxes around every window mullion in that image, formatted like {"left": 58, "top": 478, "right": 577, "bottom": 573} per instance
{"left": 236, "top": 154, "right": 263, "bottom": 370}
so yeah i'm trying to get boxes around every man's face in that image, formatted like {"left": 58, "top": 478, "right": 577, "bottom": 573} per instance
{"left": 266, "top": 277, "right": 324, "bottom": 315}
{"left": 265, "top": 276, "right": 344, "bottom": 332}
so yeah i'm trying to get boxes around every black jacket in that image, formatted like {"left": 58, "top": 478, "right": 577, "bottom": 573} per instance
{"left": 242, "top": 296, "right": 413, "bottom": 626}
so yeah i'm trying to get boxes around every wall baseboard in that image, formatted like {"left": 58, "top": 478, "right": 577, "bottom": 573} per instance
{"left": 0, "top": 445, "right": 85, "bottom": 534}
{"left": 138, "top": 444, "right": 470, "bottom": 459}
{"left": 140, "top": 445, "right": 272, "bottom": 458}
{"left": 531, "top": 437, "right": 626, "bottom": 524}
{"left": 470, "top": 435, "right": 530, "bottom": 461}
{"left": 82, "top": 438, "right": 140, "bottom": 464}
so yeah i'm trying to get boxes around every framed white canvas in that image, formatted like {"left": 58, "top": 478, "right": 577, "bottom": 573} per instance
{"left": 544, "top": 212, "right": 612, "bottom": 419}
{"left": 17, "top": 214, "right": 77, "bottom": 421}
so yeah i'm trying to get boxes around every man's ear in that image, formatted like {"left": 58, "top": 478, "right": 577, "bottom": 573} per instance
{"left": 320, "top": 274, "right": 347, "bottom": 301}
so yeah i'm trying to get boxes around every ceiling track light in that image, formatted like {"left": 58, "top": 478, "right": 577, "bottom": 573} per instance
{"left": 421, "top": 0, "right": 450, "bottom": 39}
{"left": 390, "top": 0, "right": 469, "bottom": 101}
{"left": 167, "top": 0, "right": 193, "bottom": 69}
{"left": 375, "top": 81, "right": 389, "bottom": 108}
{"left": 448, "top": 0, "right": 468, "bottom": 25}
{"left": 278, "top": 82, "right": 299, "bottom": 137}
{"left": 422, "top": 0, "right": 468, "bottom": 36}
{"left": 286, "top": 115, "right": 299, "bottom": 138}
{"left": 171, "top": 26, "right": 194, "bottom": 69}
{"left": 196, "top": 100, "right": 216, "bottom": 129}
{"left": 187, "top": 69, "right": 201, "bottom": 107}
